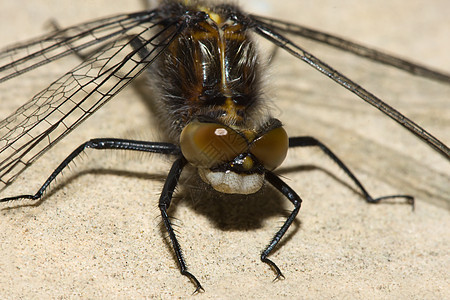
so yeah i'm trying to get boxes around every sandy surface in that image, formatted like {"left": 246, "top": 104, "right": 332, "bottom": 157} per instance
{"left": 0, "top": 0, "right": 449, "bottom": 299}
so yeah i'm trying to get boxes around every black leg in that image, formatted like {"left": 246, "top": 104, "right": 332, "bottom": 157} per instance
{"left": 289, "top": 136, "right": 414, "bottom": 207}
{"left": 0, "top": 138, "right": 180, "bottom": 202}
{"left": 158, "top": 157, "right": 204, "bottom": 293}
{"left": 262, "top": 171, "right": 302, "bottom": 280}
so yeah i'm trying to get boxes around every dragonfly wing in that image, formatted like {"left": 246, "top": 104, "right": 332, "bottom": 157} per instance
{"left": 249, "top": 16, "right": 450, "bottom": 159}
{"left": 0, "top": 11, "right": 163, "bottom": 84}
{"left": 0, "top": 15, "right": 183, "bottom": 188}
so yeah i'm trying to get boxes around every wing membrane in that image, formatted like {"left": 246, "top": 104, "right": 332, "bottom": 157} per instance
{"left": 250, "top": 16, "right": 450, "bottom": 159}
{"left": 0, "top": 13, "right": 182, "bottom": 188}
{"left": 0, "top": 11, "right": 159, "bottom": 83}
{"left": 251, "top": 15, "right": 450, "bottom": 84}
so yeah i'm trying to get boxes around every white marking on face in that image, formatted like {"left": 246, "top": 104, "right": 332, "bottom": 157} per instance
{"left": 198, "top": 169, "right": 264, "bottom": 195}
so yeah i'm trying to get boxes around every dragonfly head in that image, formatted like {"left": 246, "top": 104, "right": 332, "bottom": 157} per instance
{"left": 180, "top": 118, "right": 288, "bottom": 194}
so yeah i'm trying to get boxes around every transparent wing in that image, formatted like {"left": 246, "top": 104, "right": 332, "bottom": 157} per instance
{"left": 0, "top": 11, "right": 161, "bottom": 84}
{"left": 250, "top": 16, "right": 450, "bottom": 159}
{"left": 250, "top": 15, "right": 450, "bottom": 84}
{"left": 0, "top": 11, "right": 183, "bottom": 189}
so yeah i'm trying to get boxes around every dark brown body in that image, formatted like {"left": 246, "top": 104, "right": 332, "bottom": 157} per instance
{"left": 152, "top": 2, "right": 267, "bottom": 139}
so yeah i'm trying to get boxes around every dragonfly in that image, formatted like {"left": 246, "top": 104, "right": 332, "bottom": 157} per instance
{"left": 0, "top": 0, "right": 449, "bottom": 293}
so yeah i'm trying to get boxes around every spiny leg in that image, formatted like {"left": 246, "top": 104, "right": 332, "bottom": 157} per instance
{"left": 0, "top": 138, "right": 180, "bottom": 202}
{"left": 262, "top": 171, "right": 302, "bottom": 280}
{"left": 158, "top": 157, "right": 204, "bottom": 293}
{"left": 0, "top": 139, "right": 202, "bottom": 292}
{"left": 289, "top": 136, "right": 414, "bottom": 207}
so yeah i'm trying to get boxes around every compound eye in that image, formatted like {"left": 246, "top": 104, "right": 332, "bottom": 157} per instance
{"left": 250, "top": 126, "right": 288, "bottom": 171}
{"left": 180, "top": 121, "right": 248, "bottom": 168}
